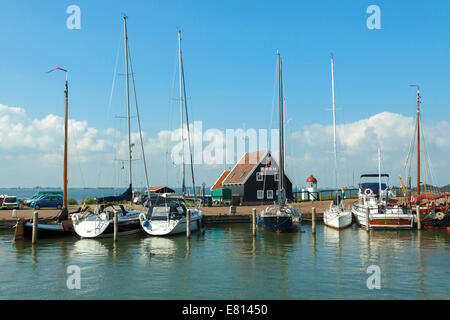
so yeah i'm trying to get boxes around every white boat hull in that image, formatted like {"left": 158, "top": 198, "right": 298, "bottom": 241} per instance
{"left": 352, "top": 203, "right": 413, "bottom": 230}
{"left": 323, "top": 207, "right": 352, "bottom": 229}
{"left": 141, "top": 210, "right": 203, "bottom": 236}
{"left": 72, "top": 210, "right": 143, "bottom": 238}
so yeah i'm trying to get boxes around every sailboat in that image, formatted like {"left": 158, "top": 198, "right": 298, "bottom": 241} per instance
{"left": 400, "top": 86, "right": 449, "bottom": 227}
{"left": 260, "top": 52, "right": 301, "bottom": 232}
{"left": 72, "top": 15, "right": 147, "bottom": 238}
{"left": 139, "top": 30, "right": 203, "bottom": 236}
{"left": 352, "top": 150, "right": 414, "bottom": 230}
{"left": 323, "top": 55, "right": 352, "bottom": 229}
{"left": 20, "top": 68, "right": 85, "bottom": 238}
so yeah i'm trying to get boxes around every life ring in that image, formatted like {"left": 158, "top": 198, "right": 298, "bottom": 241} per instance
{"left": 364, "top": 188, "right": 374, "bottom": 196}
{"left": 410, "top": 195, "right": 416, "bottom": 203}
{"left": 436, "top": 212, "right": 445, "bottom": 221}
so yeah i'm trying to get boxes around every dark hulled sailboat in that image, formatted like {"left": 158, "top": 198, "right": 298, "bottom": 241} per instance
{"left": 260, "top": 52, "right": 301, "bottom": 232}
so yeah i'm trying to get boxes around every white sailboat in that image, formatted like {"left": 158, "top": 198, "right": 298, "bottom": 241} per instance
{"left": 139, "top": 30, "right": 203, "bottom": 236}
{"left": 323, "top": 55, "right": 352, "bottom": 230}
{"left": 72, "top": 15, "right": 147, "bottom": 238}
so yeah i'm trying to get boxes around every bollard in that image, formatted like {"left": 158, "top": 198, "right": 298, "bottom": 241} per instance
{"left": 186, "top": 209, "right": 191, "bottom": 239}
{"left": 365, "top": 207, "right": 370, "bottom": 232}
{"left": 13, "top": 219, "right": 24, "bottom": 242}
{"left": 113, "top": 211, "right": 118, "bottom": 242}
{"left": 32, "top": 211, "right": 38, "bottom": 244}
{"left": 12, "top": 209, "right": 17, "bottom": 219}
{"left": 312, "top": 207, "right": 316, "bottom": 234}
{"left": 416, "top": 205, "right": 421, "bottom": 230}
{"left": 252, "top": 208, "right": 256, "bottom": 237}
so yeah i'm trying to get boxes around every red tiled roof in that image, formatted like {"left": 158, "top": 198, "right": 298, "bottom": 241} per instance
{"left": 211, "top": 170, "right": 231, "bottom": 191}
{"left": 149, "top": 186, "right": 165, "bottom": 191}
{"left": 222, "top": 151, "right": 267, "bottom": 185}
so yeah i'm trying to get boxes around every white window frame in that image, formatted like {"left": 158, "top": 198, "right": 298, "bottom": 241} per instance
{"left": 256, "top": 172, "right": 263, "bottom": 182}
{"left": 257, "top": 190, "right": 264, "bottom": 200}
{"left": 267, "top": 190, "right": 274, "bottom": 199}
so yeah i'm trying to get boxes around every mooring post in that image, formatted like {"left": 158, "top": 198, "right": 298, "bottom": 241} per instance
{"left": 32, "top": 211, "right": 38, "bottom": 244}
{"left": 113, "top": 211, "right": 118, "bottom": 242}
{"left": 13, "top": 219, "right": 24, "bottom": 242}
{"left": 416, "top": 205, "right": 421, "bottom": 230}
{"left": 365, "top": 207, "right": 370, "bottom": 232}
{"left": 252, "top": 208, "right": 256, "bottom": 237}
{"left": 186, "top": 209, "right": 191, "bottom": 239}
{"left": 312, "top": 207, "right": 316, "bottom": 234}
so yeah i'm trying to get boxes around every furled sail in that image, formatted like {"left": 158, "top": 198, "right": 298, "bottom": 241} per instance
{"left": 95, "top": 185, "right": 132, "bottom": 203}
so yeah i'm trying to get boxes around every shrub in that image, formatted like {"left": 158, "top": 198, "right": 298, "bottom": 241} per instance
{"left": 81, "top": 197, "right": 97, "bottom": 205}
{"left": 68, "top": 198, "right": 78, "bottom": 205}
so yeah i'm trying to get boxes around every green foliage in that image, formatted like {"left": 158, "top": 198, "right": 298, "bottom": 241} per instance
{"left": 68, "top": 198, "right": 78, "bottom": 205}
{"left": 81, "top": 197, "right": 97, "bottom": 205}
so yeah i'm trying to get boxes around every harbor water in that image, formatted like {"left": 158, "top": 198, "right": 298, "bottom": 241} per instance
{"left": 0, "top": 224, "right": 448, "bottom": 299}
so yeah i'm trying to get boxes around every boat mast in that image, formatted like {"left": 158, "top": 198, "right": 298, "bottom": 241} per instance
{"left": 46, "top": 67, "right": 68, "bottom": 209}
{"left": 123, "top": 15, "right": 133, "bottom": 196}
{"left": 277, "top": 52, "right": 285, "bottom": 205}
{"left": 178, "top": 30, "right": 186, "bottom": 195}
{"left": 331, "top": 54, "right": 339, "bottom": 200}
{"left": 378, "top": 148, "right": 382, "bottom": 201}
{"left": 416, "top": 87, "right": 421, "bottom": 198}
{"left": 63, "top": 72, "right": 68, "bottom": 209}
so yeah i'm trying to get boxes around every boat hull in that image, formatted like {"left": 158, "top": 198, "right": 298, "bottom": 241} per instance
{"left": 323, "top": 208, "right": 352, "bottom": 230}
{"left": 261, "top": 215, "right": 293, "bottom": 232}
{"left": 416, "top": 207, "right": 450, "bottom": 228}
{"left": 141, "top": 211, "right": 203, "bottom": 236}
{"left": 23, "top": 220, "right": 74, "bottom": 238}
{"left": 352, "top": 203, "right": 414, "bottom": 230}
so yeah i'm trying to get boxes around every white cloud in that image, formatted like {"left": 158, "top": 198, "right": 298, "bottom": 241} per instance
{"left": 0, "top": 104, "right": 448, "bottom": 188}
{"left": 288, "top": 112, "right": 450, "bottom": 188}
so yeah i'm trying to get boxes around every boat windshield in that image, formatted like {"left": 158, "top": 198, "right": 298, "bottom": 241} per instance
{"left": 151, "top": 206, "right": 171, "bottom": 217}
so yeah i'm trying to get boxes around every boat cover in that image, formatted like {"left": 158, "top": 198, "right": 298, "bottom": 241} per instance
{"left": 95, "top": 185, "right": 132, "bottom": 203}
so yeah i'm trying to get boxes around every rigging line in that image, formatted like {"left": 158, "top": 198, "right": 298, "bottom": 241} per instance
{"left": 67, "top": 108, "right": 87, "bottom": 188}
{"left": 107, "top": 35, "right": 122, "bottom": 122}
{"left": 180, "top": 44, "right": 197, "bottom": 202}
{"left": 166, "top": 42, "right": 179, "bottom": 187}
{"left": 268, "top": 53, "right": 278, "bottom": 153}
{"left": 127, "top": 44, "right": 150, "bottom": 193}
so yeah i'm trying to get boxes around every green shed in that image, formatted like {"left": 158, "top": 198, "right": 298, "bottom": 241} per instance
{"left": 212, "top": 188, "right": 232, "bottom": 202}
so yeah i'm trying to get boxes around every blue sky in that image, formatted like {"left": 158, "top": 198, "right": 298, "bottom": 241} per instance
{"left": 0, "top": 1, "right": 449, "bottom": 188}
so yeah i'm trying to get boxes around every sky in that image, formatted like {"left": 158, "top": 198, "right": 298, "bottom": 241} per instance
{"left": 0, "top": 0, "right": 449, "bottom": 189}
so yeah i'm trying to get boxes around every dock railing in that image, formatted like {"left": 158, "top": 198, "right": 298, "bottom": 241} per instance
{"left": 293, "top": 188, "right": 359, "bottom": 203}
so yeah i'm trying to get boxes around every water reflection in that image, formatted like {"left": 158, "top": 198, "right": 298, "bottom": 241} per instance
{"left": 71, "top": 239, "right": 109, "bottom": 257}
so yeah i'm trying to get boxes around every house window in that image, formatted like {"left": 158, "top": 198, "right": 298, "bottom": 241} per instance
{"left": 257, "top": 190, "right": 264, "bottom": 200}
{"left": 274, "top": 173, "right": 279, "bottom": 181}
{"left": 256, "top": 172, "right": 263, "bottom": 181}
{"left": 267, "top": 190, "right": 274, "bottom": 199}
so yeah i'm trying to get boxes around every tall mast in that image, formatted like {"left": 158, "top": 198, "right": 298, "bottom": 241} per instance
{"left": 63, "top": 73, "right": 68, "bottom": 208}
{"left": 46, "top": 67, "right": 68, "bottom": 209}
{"left": 331, "top": 54, "right": 339, "bottom": 198}
{"left": 277, "top": 52, "right": 285, "bottom": 204}
{"left": 378, "top": 148, "right": 382, "bottom": 201}
{"left": 123, "top": 15, "right": 133, "bottom": 192}
{"left": 178, "top": 30, "right": 186, "bottom": 195}
{"left": 416, "top": 87, "right": 421, "bottom": 197}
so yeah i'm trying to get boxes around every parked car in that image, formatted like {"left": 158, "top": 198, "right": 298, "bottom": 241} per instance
{"left": 30, "top": 195, "right": 63, "bottom": 210}
{"left": 23, "top": 190, "right": 63, "bottom": 206}
{"left": 2, "top": 196, "right": 20, "bottom": 209}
